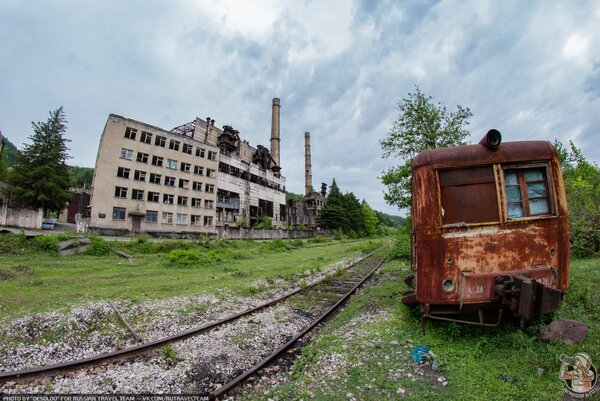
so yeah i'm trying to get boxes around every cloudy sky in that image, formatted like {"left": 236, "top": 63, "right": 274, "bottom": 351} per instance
{"left": 1, "top": 0, "right": 599, "bottom": 215}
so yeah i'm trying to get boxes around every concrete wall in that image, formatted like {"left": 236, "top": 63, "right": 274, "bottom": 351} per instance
{"left": 215, "top": 227, "right": 314, "bottom": 240}
{"left": 0, "top": 205, "right": 43, "bottom": 229}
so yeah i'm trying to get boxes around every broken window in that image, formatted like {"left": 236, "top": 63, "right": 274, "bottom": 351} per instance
{"left": 191, "top": 215, "right": 202, "bottom": 225}
{"left": 177, "top": 196, "right": 188, "bottom": 206}
{"left": 140, "top": 131, "right": 152, "bottom": 144}
{"left": 152, "top": 156, "right": 163, "bottom": 166}
{"left": 169, "top": 140, "right": 180, "bottom": 151}
{"left": 180, "top": 162, "right": 191, "bottom": 173}
{"left": 191, "top": 197, "right": 202, "bottom": 208}
{"left": 182, "top": 143, "right": 193, "bottom": 154}
{"left": 155, "top": 136, "right": 166, "bottom": 147}
{"left": 194, "top": 165, "right": 204, "bottom": 175}
{"left": 149, "top": 173, "right": 161, "bottom": 184}
{"left": 205, "top": 184, "right": 214, "bottom": 193}
{"left": 164, "top": 176, "right": 176, "bottom": 186}
{"left": 132, "top": 189, "right": 144, "bottom": 200}
{"left": 207, "top": 150, "right": 217, "bottom": 161}
{"left": 134, "top": 170, "right": 146, "bottom": 181}
{"left": 504, "top": 166, "right": 552, "bottom": 219}
{"left": 204, "top": 216, "right": 213, "bottom": 225}
{"left": 162, "top": 212, "right": 173, "bottom": 224}
{"left": 146, "top": 210, "right": 158, "bottom": 223}
{"left": 192, "top": 181, "right": 203, "bottom": 191}
{"left": 147, "top": 191, "right": 159, "bottom": 202}
{"left": 112, "top": 207, "right": 126, "bottom": 220}
{"left": 124, "top": 127, "right": 137, "bottom": 140}
{"left": 117, "top": 167, "right": 130, "bottom": 179}
{"left": 136, "top": 152, "right": 149, "bottom": 164}
{"left": 438, "top": 166, "right": 499, "bottom": 225}
{"left": 163, "top": 193, "right": 174, "bottom": 204}
{"left": 196, "top": 147, "right": 205, "bottom": 158}
{"left": 114, "top": 186, "right": 127, "bottom": 198}
{"left": 179, "top": 178, "right": 189, "bottom": 189}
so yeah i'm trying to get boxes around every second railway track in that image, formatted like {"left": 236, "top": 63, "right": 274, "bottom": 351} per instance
{"left": 0, "top": 254, "right": 388, "bottom": 396}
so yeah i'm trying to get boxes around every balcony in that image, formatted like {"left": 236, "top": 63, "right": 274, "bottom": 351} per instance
{"left": 217, "top": 198, "right": 240, "bottom": 210}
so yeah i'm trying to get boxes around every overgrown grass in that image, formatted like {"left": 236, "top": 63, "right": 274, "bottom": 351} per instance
{"left": 0, "top": 233, "right": 377, "bottom": 319}
{"left": 245, "top": 258, "right": 600, "bottom": 401}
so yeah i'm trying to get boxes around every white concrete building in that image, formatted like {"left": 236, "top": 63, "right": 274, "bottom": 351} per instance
{"left": 89, "top": 99, "right": 286, "bottom": 236}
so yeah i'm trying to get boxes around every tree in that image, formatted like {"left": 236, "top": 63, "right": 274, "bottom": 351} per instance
{"left": 361, "top": 201, "right": 378, "bottom": 237}
{"left": 317, "top": 179, "right": 349, "bottom": 232}
{"left": 380, "top": 86, "right": 472, "bottom": 208}
{"left": 6, "top": 107, "right": 71, "bottom": 215}
{"left": 67, "top": 166, "right": 94, "bottom": 188}
{"left": 554, "top": 139, "right": 600, "bottom": 257}
{"left": 0, "top": 140, "right": 9, "bottom": 182}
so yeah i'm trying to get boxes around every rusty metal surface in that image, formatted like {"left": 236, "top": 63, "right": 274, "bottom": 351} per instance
{"left": 409, "top": 138, "right": 569, "bottom": 323}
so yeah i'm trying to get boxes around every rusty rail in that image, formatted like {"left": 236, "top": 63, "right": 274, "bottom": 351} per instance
{"left": 210, "top": 257, "right": 387, "bottom": 400}
{"left": 0, "top": 253, "right": 373, "bottom": 384}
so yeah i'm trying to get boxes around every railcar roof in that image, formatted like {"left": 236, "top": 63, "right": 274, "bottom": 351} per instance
{"left": 412, "top": 140, "right": 555, "bottom": 169}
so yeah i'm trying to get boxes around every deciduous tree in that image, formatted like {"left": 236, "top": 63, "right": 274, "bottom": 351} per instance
{"left": 380, "top": 86, "right": 472, "bottom": 209}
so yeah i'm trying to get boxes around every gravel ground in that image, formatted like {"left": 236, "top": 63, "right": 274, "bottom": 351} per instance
{"left": 0, "top": 254, "right": 369, "bottom": 394}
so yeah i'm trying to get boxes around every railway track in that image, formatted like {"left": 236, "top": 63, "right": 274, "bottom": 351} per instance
{"left": 0, "top": 254, "right": 387, "bottom": 396}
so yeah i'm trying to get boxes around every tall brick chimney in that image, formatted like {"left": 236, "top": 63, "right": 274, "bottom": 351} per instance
{"left": 305, "top": 131, "right": 312, "bottom": 195}
{"left": 270, "top": 98, "right": 281, "bottom": 167}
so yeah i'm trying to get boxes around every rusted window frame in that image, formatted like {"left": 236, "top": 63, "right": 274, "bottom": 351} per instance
{"left": 436, "top": 165, "right": 502, "bottom": 229}
{"left": 501, "top": 162, "right": 556, "bottom": 222}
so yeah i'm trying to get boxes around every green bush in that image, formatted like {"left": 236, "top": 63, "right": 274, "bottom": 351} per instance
{"left": 309, "top": 236, "right": 330, "bottom": 244}
{"left": 333, "top": 229, "right": 343, "bottom": 240}
{"left": 389, "top": 231, "right": 411, "bottom": 260}
{"left": 86, "top": 236, "right": 113, "bottom": 256}
{"left": 260, "top": 239, "right": 290, "bottom": 252}
{"left": 34, "top": 235, "right": 60, "bottom": 255}
{"left": 167, "top": 249, "right": 225, "bottom": 267}
{"left": 288, "top": 239, "right": 305, "bottom": 248}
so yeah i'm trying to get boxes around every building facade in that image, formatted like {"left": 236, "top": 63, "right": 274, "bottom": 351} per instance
{"left": 90, "top": 99, "right": 286, "bottom": 235}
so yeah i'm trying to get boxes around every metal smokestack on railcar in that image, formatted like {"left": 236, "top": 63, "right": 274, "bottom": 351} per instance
{"left": 480, "top": 129, "right": 502, "bottom": 150}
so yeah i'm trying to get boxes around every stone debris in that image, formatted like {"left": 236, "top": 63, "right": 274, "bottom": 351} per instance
{"left": 539, "top": 318, "right": 589, "bottom": 345}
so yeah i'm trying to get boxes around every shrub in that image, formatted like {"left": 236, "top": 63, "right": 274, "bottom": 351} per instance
{"left": 389, "top": 231, "right": 411, "bottom": 260}
{"left": 333, "top": 229, "right": 343, "bottom": 240}
{"left": 288, "top": 239, "right": 305, "bottom": 248}
{"left": 260, "top": 239, "right": 290, "bottom": 252}
{"left": 167, "top": 249, "right": 225, "bottom": 267}
{"left": 34, "top": 235, "right": 60, "bottom": 255}
{"left": 86, "top": 236, "right": 113, "bottom": 256}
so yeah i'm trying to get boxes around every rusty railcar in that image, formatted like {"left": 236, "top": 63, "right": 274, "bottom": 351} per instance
{"left": 402, "top": 130, "right": 569, "bottom": 326}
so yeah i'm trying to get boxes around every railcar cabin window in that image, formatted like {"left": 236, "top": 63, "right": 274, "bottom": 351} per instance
{"left": 503, "top": 167, "right": 552, "bottom": 219}
{"left": 438, "top": 166, "right": 499, "bottom": 225}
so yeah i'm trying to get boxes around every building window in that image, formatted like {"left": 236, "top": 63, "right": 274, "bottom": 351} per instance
{"left": 180, "top": 162, "right": 191, "bottom": 173}
{"left": 162, "top": 212, "right": 173, "bottom": 224}
{"left": 182, "top": 143, "right": 193, "bottom": 154}
{"left": 163, "top": 193, "right": 174, "bottom": 204}
{"left": 206, "top": 169, "right": 215, "bottom": 178}
{"left": 204, "top": 216, "right": 213, "bottom": 225}
{"left": 194, "top": 165, "right": 204, "bottom": 175}
{"left": 149, "top": 173, "right": 161, "bottom": 184}
{"left": 112, "top": 207, "right": 126, "bottom": 220}
{"left": 132, "top": 189, "right": 144, "bottom": 200}
{"left": 179, "top": 179, "right": 189, "bottom": 189}
{"left": 191, "top": 215, "right": 202, "bottom": 225}
{"left": 136, "top": 152, "right": 149, "bottom": 164}
{"left": 207, "top": 150, "right": 217, "bottom": 161}
{"left": 134, "top": 170, "right": 146, "bottom": 181}
{"left": 191, "top": 198, "right": 202, "bottom": 208}
{"left": 117, "top": 167, "right": 130, "bottom": 178}
{"left": 124, "top": 127, "right": 137, "bottom": 140}
{"left": 169, "top": 140, "right": 180, "bottom": 151}
{"left": 140, "top": 131, "right": 152, "bottom": 144}
{"left": 205, "top": 184, "right": 214, "bottom": 193}
{"left": 177, "top": 196, "right": 188, "bottom": 206}
{"left": 196, "top": 147, "right": 205, "bottom": 158}
{"left": 147, "top": 191, "right": 160, "bottom": 202}
{"left": 146, "top": 210, "right": 158, "bottom": 223}
{"left": 115, "top": 186, "right": 127, "bottom": 198}
{"left": 176, "top": 213, "right": 187, "bottom": 225}
{"left": 152, "top": 156, "right": 163, "bottom": 166}
{"left": 504, "top": 167, "right": 552, "bottom": 219}
{"left": 164, "top": 176, "right": 176, "bottom": 186}
{"left": 166, "top": 159, "right": 177, "bottom": 169}
{"left": 155, "top": 135, "right": 166, "bottom": 147}
{"left": 120, "top": 148, "right": 133, "bottom": 160}
{"left": 204, "top": 200, "right": 214, "bottom": 209}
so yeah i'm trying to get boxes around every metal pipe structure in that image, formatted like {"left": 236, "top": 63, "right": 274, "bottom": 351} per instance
{"left": 270, "top": 98, "right": 281, "bottom": 167}
{"left": 305, "top": 131, "right": 312, "bottom": 195}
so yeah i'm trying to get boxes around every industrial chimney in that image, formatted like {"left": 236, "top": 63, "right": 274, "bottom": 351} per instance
{"left": 270, "top": 98, "right": 281, "bottom": 167}
{"left": 305, "top": 131, "right": 312, "bottom": 195}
